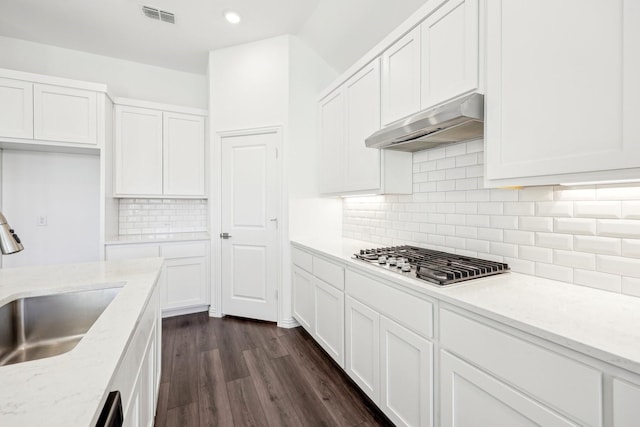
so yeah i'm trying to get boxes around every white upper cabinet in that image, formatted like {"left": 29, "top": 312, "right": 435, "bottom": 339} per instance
{"left": 163, "top": 112, "right": 206, "bottom": 197}
{"left": 33, "top": 84, "right": 97, "bottom": 145}
{"left": 0, "top": 77, "right": 33, "bottom": 139}
{"left": 345, "top": 60, "right": 382, "bottom": 192}
{"left": 115, "top": 105, "right": 163, "bottom": 196}
{"left": 319, "top": 60, "right": 412, "bottom": 196}
{"left": 0, "top": 70, "right": 104, "bottom": 148}
{"left": 485, "top": 0, "right": 640, "bottom": 186}
{"left": 319, "top": 90, "right": 345, "bottom": 195}
{"left": 381, "top": 27, "right": 422, "bottom": 126}
{"left": 421, "top": 0, "right": 479, "bottom": 107}
{"left": 114, "top": 100, "right": 207, "bottom": 198}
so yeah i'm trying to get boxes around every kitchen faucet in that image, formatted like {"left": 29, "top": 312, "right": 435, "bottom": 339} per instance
{"left": 0, "top": 212, "right": 23, "bottom": 255}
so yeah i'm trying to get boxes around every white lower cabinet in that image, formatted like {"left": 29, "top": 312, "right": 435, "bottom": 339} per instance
{"left": 345, "top": 296, "right": 380, "bottom": 404}
{"left": 613, "top": 378, "right": 640, "bottom": 427}
{"left": 439, "top": 308, "right": 602, "bottom": 427}
{"left": 111, "top": 284, "right": 160, "bottom": 427}
{"left": 291, "top": 250, "right": 345, "bottom": 367}
{"left": 344, "top": 268, "right": 434, "bottom": 427}
{"left": 105, "top": 240, "right": 210, "bottom": 316}
{"left": 314, "top": 278, "right": 345, "bottom": 366}
{"left": 440, "top": 351, "right": 575, "bottom": 427}
{"left": 380, "top": 316, "right": 432, "bottom": 427}
{"left": 292, "top": 266, "right": 315, "bottom": 332}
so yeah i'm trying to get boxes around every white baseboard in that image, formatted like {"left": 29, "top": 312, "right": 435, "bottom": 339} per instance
{"left": 277, "top": 317, "right": 300, "bottom": 329}
{"left": 162, "top": 305, "right": 209, "bottom": 318}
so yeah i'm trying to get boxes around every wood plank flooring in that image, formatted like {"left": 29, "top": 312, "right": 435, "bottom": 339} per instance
{"left": 155, "top": 312, "right": 393, "bottom": 427}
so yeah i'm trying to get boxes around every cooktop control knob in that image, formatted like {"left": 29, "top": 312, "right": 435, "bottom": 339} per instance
{"left": 401, "top": 263, "right": 411, "bottom": 272}
{"left": 378, "top": 255, "right": 387, "bottom": 264}
{"left": 387, "top": 256, "right": 397, "bottom": 266}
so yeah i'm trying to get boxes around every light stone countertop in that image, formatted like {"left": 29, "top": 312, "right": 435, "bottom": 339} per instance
{"left": 291, "top": 237, "right": 640, "bottom": 376}
{"left": 0, "top": 257, "right": 164, "bottom": 426}
{"left": 105, "top": 231, "right": 210, "bottom": 245}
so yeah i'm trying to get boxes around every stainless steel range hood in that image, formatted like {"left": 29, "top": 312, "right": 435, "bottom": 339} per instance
{"left": 365, "top": 93, "right": 484, "bottom": 152}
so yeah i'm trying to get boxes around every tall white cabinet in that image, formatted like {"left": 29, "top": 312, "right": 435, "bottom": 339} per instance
{"left": 114, "top": 99, "right": 207, "bottom": 198}
{"left": 485, "top": 0, "right": 640, "bottom": 186}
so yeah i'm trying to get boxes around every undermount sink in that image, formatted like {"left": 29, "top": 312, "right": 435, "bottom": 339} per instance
{"left": 0, "top": 286, "right": 121, "bottom": 366}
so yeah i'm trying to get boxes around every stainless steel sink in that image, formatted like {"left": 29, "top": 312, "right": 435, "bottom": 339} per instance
{"left": 0, "top": 287, "right": 121, "bottom": 366}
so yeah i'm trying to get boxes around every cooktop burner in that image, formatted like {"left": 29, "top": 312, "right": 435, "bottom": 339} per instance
{"left": 353, "top": 245, "right": 509, "bottom": 286}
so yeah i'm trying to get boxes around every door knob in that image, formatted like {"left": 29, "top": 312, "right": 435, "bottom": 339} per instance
{"left": 220, "top": 232, "right": 232, "bottom": 239}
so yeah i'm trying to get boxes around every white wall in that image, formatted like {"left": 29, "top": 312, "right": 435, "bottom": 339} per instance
{"left": 0, "top": 36, "right": 207, "bottom": 108}
{"left": 1, "top": 149, "right": 100, "bottom": 267}
{"left": 288, "top": 36, "right": 342, "bottom": 240}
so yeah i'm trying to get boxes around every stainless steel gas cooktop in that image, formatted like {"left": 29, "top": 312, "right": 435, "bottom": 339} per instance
{"left": 353, "top": 245, "right": 509, "bottom": 286}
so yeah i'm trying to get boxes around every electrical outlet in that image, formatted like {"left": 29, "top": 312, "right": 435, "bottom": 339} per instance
{"left": 37, "top": 216, "right": 47, "bottom": 226}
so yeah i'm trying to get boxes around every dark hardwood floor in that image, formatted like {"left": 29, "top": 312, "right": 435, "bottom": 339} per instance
{"left": 154, "top": 312, "right": 393, "bottom": 427}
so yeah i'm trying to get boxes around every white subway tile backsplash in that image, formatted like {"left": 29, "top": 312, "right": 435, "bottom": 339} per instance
{"left": 574, "top": 201, "right": 621, "bottom": 218}
{"left": 478, "top": 202, "right": 503, "bottom": 215}
{"left": 554, "top": 218, "right": 596, "bottom": 236}
{"left": 490, "top": 215, "right": 518, "bottom": 230}
{"left": 597, "top": 255, "right": 640, "bottom": 278}
{"left": 554, "top": 185, "right": 596, "bottom": 201}
{"left": 519, "top": 245, "right": 553, "bottom": 263}
{"left": 118, "top": 198, "right": 207, "bottom": 235}
{"left": 342, "top": 140, "right": 640, "bottom": 297}
{"left": 519, "top": 216, "right": 553, "bottom": 232}
{"left": 573, "top": 235, "right": 621, "bottom": 255}
{"left": 621, "top": 239, "right": 640, "bottom": 258}
{"left": 622, "top": 201, "right": 640, "bottom": 219}
{"left": 622, "top": 277, "right": 640, "bottom": 297}
{"left": 597, "top": 219, "right": 640, "bottom": 238}
{"left": 504, "top": 202, "right": 535, "bottom": 216}
{"left": 536, "top": 201, "right": 573, "bottom": 217}
{"left": 504, "top": 257, "right": 535, "bottom": 275}
{"left": 519, "top": 186, "right": 553, "bottom": 201}
{"left": 490, "top": 189, "right": 519, "bottom": 202}
{"left": 490, "top": 242, "right": 518, "bottom": 258}
{"left": 536, "top": 232, "right": 573, "bottom": 250}
{"left": 554, "top": 250, "right": 596, "bottom": 270}
{"left": 536, "top": 263, "right": 573, "bottom": 283}
{"left": 574, "top": 270, "right": 622, "bottom": 293}
{"left": 504, "top": 230, "right": 535, "bottom": 246}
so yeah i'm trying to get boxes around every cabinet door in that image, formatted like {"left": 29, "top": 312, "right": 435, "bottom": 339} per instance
{"left": 485, "top": 0, "right": 640, "bottom": 185}
{"left": 344, "top": 59, "right": 382, "bottom": 192}
{"left": 292, "top": 266, "right": 315, "bottom": 333}
{"left": 421, "top": 0, "right": 479, "bottom": 108}
{"left": 381, "top": 27, "right": 421, "bottom": 125}
{"left": 162, "top": 257, "right": 207, "bottom": 311}
{"left": 163, "top": 112, "right": 206, "bottom": 197}
{"left": 0, "top": 78, "right": 33, "bottom": 139}
{"left": 345, "top": 296, "right": 380, "bottom": 404}
{"left": 318, "top": 89, "right": 345, "bottom": 194}
{"left": 33, "top": 84, "right": 97, "bottom": 144}
{"left": 314, "top": 278, "right": 345, "bottom": 367}
{"left": 613, "top": 378, "right": 640, "bottom": 427}
{"left": 440, "top": 351, "right": 577, "bottom": 427}
{"left": 380, "top": 316, "right": 432, "bottom": 427}
{"left": 115, "top": 105, "right": 163, "bottom": 196}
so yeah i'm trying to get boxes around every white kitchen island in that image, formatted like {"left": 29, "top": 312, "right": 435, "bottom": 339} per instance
{"left": 0, "top": 257, "right": 163, "bottom": 426}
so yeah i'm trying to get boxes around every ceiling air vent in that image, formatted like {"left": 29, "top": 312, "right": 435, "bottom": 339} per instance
{"left": 142, "top": 5, "right": 175, "bottom": 24}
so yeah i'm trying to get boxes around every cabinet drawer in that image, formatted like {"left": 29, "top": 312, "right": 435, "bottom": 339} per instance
{"left": 313, "top": 256, "right": 344, "bottom": 291}
{"left": 440, "top": 309, "right": 602, "bottom": 426}
{"left": 291, "top": 247, "right": 312, "bottom": 272}
{"left": 106, "top": 244, "right": 159, "bottom": 260}
{"left": 160, "top": 242, "right": 207, "bottom": 259}
{"left": 346, "top": 269, "right": 433, "bottom": 338}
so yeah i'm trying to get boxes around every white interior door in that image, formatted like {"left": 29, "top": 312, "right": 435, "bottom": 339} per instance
{"left": 220, "top": 128, "right": 279, "bottom": 322}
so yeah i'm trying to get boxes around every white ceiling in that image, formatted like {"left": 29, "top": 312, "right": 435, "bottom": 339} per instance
{"left": 0, "top": 0, "right": 427, "bottom": 75}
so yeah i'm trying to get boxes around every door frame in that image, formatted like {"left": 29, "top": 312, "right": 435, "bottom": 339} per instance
{"left": 210, "top": 125, "right": 283, "bottom": 323}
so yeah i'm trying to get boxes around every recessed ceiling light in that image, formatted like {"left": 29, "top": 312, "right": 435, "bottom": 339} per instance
{"left": 224, "top": 10, "right": 241, "bottom": 24}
